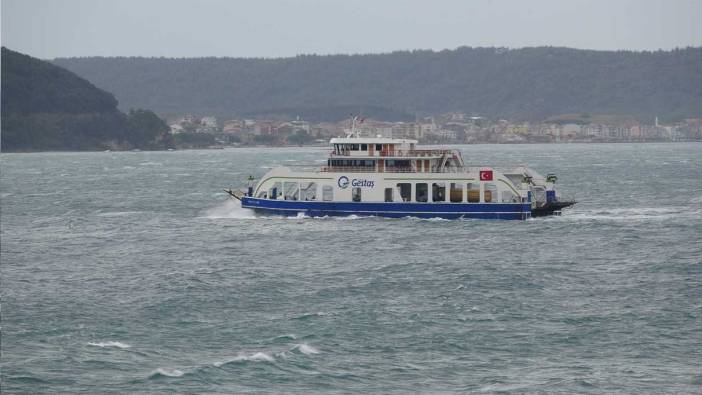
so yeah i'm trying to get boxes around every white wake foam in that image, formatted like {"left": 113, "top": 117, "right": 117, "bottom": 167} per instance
{"left": 202, "top": 199, "right": 257, "bottom": 219}
{"left": 561, "top": 207, "right": 692, "bottom": 222}
{"left": 87, "top": 341, "right": 131, "bottom": 349}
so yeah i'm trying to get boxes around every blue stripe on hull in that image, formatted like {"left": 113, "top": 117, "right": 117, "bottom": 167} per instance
{"left": 241, "top": 197, "right": 531, "bottom": 220}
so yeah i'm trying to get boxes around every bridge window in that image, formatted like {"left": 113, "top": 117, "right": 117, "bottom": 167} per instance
{"left": 352, "top": 187, "right": 362, "bottom": 202}
{"left": 361, "top": 144, "right": 368, "bottom": 151}
{"left": 432, "top": 182, "right": 446, "bottom": 202}
{"left": 467, "top": 182, "right": 480, "bottom": 203}
{"left": 484, "top": 183, "right": 497, "bottom": 203}
{"left": 397, "top": 183, "right": 411, "bottom": 202}
{"left": 384, "top": 188, "right": 393, "bottom": 202}
{"left": 416, "top": 183, "right": 428, "bottom": 202}
{"left": 284, "top": 182, "right": 299, "bottom": 201}
{"left": 450, "top": 183, "right": 463, "bottom": 203}
{"left": 301, "top": 182, "right": 317, "bottom": 201}
{"left": 322, "top": 185, "right": 333, "bottom": 201}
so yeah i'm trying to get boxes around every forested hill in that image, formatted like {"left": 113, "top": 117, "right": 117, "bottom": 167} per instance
{"left": 52, "top": 46, "right": 702, "bottom": 122}
{"left": 1, "top": 47, "right": 173, "bottom": 151}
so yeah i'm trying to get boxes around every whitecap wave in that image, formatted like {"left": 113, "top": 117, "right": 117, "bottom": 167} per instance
{"left": 272, "top": 333, "right": 297, "bottom": 341}
{"left": 202, "top": 199, "right": 257, "bottom": 219}
{"left": 293, "top": 311, "right": 328, "bottom": 320}
{"left": 87, "top": 341, "right": 131, "bottom": 349}
{"left": 149, "top": 368, "right": 185, "bottom": 378}
{"left": 293, "top": 343, "right": 320, "bottom": 355}
{"left": 213, "top": 352, "right": 275, "bottom": 367}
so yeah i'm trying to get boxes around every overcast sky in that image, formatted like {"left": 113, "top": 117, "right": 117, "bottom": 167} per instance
{"left": 2, "top": 0, "right": 701, "bottom": 59}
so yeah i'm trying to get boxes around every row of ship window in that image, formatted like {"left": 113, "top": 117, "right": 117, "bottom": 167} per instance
{"left": 258, "top": 181, "right": 520, "bottom": 203}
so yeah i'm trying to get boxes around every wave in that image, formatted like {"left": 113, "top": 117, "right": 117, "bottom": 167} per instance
{"left": 335, "top": 214, "right": 362, "bottom": 220}
{"left": 148, "top": 368, "right": 185, "bottom": 378}
{"left": 95, "top": 211, "right": 141, "bottom": 217}
{"left": 87, "top": 341, "right": 131, "bottom": 349}
{"left": 213, "top": 352, "right": 275, "bottom": 367}
{"left": 293, "top": 343, "right": 320, "bottom": 355}
{"left": 202, "top": 199, "right": 257, "bottom": 219}
{"left": 6, "top": 375, "right": 49, "bottom": 384}
{"left": 558, "top": 207, "right": 695, "bottom": 222}
{"left": 272, "top": 333, "right": 297, "bottom": 341}
{"left": 418, "top": 216, "right": 451, "bottom": 222}
{"left": 293, "top": 311, "right": 328, "bottom": 320}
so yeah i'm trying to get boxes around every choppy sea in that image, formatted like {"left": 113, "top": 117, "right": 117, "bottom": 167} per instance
{"left": 1, "top": 143, "right": 701, "bottom": 393}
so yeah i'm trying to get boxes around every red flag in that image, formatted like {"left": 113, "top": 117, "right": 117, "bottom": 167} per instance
{"left": 480, "top": 170, "right": 493, "bottom": 181}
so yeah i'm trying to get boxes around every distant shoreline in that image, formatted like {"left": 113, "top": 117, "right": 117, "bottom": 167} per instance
{"left": 3, "top": 140, "right": 700, "bottom": 154}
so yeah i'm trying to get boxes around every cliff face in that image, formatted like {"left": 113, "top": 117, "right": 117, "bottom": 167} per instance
{"left": 1, "top": 47, "right": 173, "bottom": 152}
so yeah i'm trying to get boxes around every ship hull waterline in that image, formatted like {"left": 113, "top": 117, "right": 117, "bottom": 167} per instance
{"left": 241, "top": 196, "right": 533, "bottom": 220}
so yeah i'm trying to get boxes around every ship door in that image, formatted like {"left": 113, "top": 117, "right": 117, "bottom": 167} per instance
{"left": 384, "top": 188, "right": 394, "bottom": 202}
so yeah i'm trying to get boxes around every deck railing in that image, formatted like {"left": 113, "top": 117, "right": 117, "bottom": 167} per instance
{"left": 330, "top": 149, "right": 455, "bottom": 158}
{"left": 317, "top": 166, "right": 471, "bottom": 173}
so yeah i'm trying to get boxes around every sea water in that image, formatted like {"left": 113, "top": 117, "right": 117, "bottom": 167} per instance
{"left": 1, "top": 143, "right": 701, "bottom": 393}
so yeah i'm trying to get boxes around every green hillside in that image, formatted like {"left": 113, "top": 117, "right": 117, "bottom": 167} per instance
{"left": 1, "top": 47, "right": 173, "bottom": 151}
{"left": 52, "top": 46, "right": 702, "bottom": 122}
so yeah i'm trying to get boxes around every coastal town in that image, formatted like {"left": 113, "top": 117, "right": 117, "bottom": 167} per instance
{"left": 166, "top": 113, "right": 702, "bottom": 148}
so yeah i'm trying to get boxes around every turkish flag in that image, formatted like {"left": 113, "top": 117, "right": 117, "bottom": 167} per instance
{"left": 480, "top": 170, "right": 493, "bottom": 181}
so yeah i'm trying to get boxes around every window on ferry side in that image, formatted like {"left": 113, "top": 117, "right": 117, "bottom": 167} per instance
{"left": 483, "top": 183, "right": 497, "bottom": 203}
{"left": 432, "top": 182, "right": 446, "bottom": 202}
{"left": 376, "top": 144, "right": 382, "bottom": 151}
{"left": 352, "top": 187, "right": 362, "bottom": 202}
{"left": 361, "top": 144, "right": 367, "bottom": 151}
{"left": 269, "top": 182, "right": 282, "bottom": 199}
{"left": 450, "top": 183, "right": 463, "bottom": 203}
{"left": 467, "top": 183, "right": 480, "bottom": 203}
{"left": 416, "top": 183, "right": 428, "bottom": 202}
{"left": 501, "top": 189, "right": 518, "bottom": 203}
{"left": 284, "top": 182, "right": 299, "bottom": 201}
{"left": 301, "top": 182, "right": 317, "bottom": 201}
{"left": 322, "top": 185, "right": 333, "bottom": 201}
{"left": 397, "top": 183, "right": 411, "bottom": 202}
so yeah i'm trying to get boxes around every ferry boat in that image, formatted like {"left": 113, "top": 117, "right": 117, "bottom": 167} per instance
{"left": 227, "top": 129, "right": 575, "bottom": 220}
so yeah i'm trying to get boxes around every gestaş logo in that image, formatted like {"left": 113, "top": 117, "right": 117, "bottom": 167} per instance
{"left": 338, "top": 176, "right": 349, "bottom": 189}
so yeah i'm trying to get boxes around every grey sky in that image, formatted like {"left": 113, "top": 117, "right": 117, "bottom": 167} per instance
{"left": 2, "top": 0, "right": 701, "bottom": 59}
